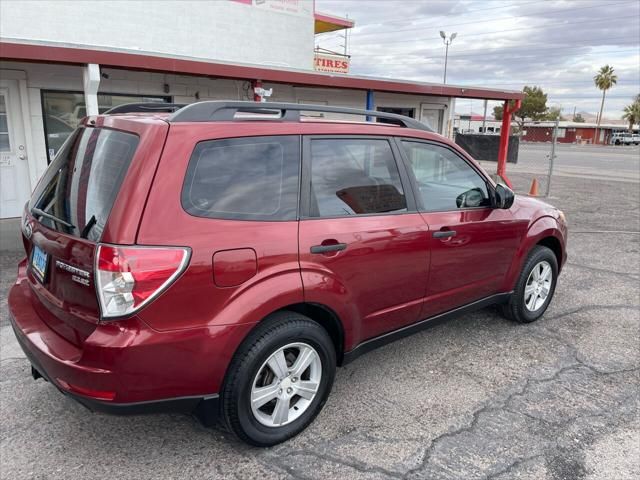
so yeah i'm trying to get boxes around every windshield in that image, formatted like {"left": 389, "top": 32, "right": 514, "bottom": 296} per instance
{"left": 29, "top": 127, "right": 139, "bottom": 242}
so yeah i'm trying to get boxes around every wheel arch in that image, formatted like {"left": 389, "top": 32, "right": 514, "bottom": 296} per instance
{"left": 502, "top": 215, "right": 565, "bottom": 291}
{"left": 536, "top": 235, "right": 563, "bottom": 272}
{"left": 221, "top": 302, "right": 347, "bottom": 387}
{"left": 282, "top": 303, "right": 346, "bottom": 365}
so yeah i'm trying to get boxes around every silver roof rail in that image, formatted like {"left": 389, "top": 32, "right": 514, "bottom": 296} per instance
{"left": 168, "top": 101, "right": 433, "bottom": 132}
{"left": 103, "top": 103, "right": 187, "bottom": 114}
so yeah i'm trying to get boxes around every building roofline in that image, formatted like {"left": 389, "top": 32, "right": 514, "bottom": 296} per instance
{"left": 524, "top": 121, "right": 636, "bottom": 129}
{"left": 314, "top": 12, "right": 354, "bottom": 33}
{"left": 0, "top": 39, "right": 524, "bottom": 101}
{"left": 314, "top": 12, "right": 354, "bottom": 28}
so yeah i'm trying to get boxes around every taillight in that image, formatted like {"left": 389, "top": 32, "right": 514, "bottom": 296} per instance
{"left": 95, "top": 244, "right": 190, "bottom": 318}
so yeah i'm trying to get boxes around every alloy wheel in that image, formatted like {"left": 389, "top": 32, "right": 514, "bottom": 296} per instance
{"left": 524, "top": 260, "right": 553, "bottom": 312}
{"left": 250, "top": 343, "right": 322, "bottom": 427}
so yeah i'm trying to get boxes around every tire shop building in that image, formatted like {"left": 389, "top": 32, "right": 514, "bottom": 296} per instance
{"left": 0, "top": 0, "right": 523, "bottom": 219}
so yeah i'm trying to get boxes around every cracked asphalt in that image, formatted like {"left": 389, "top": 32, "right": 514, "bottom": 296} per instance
{"left": 1, "top": 161, "right": 639, "bottom": 479}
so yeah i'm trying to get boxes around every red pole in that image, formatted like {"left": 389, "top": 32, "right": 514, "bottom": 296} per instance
{"left": 496, "top": 99, "right": 521, "bottom": 188}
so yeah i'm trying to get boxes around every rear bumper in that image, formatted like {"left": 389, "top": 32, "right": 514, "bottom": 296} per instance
{"left": 13, "top": 322, "right": 219, "bottom": 421}
{"left": 8, "top": 276, "right": 252, "bottom": 421}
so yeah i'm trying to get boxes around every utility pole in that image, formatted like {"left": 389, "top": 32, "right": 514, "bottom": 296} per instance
{"left": 439, "top": 31, "right": 457, "bottom": 84}
{"left": 343, "top": 15, "right": 349, "bottom": 56}
{"left": 482, "top": 99, "right": 488, "bottom": 134}
{"left": 547, "top": 118, "right": 559, "bottom": 196}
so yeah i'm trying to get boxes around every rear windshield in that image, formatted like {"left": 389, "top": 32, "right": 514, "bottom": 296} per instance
{"left": 29, "top": 127, "right": 139, "bottom": 241}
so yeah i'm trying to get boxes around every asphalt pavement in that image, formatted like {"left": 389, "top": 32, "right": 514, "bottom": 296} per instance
{"left": 1, "top": 148, "right": 638, "bottom": 479}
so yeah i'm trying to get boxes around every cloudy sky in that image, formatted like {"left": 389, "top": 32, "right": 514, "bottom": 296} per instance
{"left": 315, "top": 0, "right": 640, "bottom": 120}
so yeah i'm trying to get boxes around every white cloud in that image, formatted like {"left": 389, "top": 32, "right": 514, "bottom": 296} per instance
{"left": 316, "top": 0, "right": 640, "bottom": 119}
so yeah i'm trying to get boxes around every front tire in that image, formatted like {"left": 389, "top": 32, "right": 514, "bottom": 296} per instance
{"left": 501, "top": 245, "right": 558, "bottom": 323}
{"left": 220, "top": 311, "right": 336, "bottom": 446}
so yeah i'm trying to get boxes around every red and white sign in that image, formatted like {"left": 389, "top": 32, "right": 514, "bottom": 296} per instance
{"left": 314, "top": 53, "right": 349, "bottom": 74}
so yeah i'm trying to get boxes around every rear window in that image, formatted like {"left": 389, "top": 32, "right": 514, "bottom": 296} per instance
{"left": 29, "top": 127, "right": 139, "bottom": 241}
{"left": 181, "top": 135, "right": 300, "bottom": 221}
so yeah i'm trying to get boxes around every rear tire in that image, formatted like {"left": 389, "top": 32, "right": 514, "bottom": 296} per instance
{"left": 220, "top": 311, "right": 336, "bottom": 446}
{"left": 501, "top": 245, "right": 558, "bottom": 323}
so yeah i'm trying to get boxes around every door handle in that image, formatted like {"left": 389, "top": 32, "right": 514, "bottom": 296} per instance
{"left": 433, "top": 230, "right": 457, "bottom": 239}
{"left": 310, "top": 243, "right": 347, "bottom": 254}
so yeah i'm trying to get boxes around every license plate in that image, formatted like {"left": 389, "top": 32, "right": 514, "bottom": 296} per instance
{"left": 31, "top": 245, "right": 48, "bottom": 283}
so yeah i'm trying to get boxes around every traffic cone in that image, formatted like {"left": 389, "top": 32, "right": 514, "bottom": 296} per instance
{"left": 529, "top": 178, "right": 539, "bottom": 196}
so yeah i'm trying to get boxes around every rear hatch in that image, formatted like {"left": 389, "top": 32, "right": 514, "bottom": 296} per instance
{"left": 24, "top": 125, "right": 141, "bottom": 347}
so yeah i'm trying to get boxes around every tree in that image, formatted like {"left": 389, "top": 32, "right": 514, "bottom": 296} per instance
{"left": 543, "top": 107, "right": 564, "bottom": 121}
{"left": 493, "top": 104, "right": 503, "bottom": 120}
{"left": 593, "top": 65, "right": 618, "bottom": 143}
{"left": 622, "top": 94, "right": 640, "bottom": 131}
{"left": 492, "top": 86, "right": 549, "bottom": 130}
{"left": 514, "top": 86, "right": 549, "bottom": 130}
{"left": 572, "top": 113, "right": 586, "bottom": 123}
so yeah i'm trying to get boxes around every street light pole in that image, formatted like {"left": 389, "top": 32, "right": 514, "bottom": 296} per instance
{"left": 440, "top": 31, "right": 457, "bottom": 84}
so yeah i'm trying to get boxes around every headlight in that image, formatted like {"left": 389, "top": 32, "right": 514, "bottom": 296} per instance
{"left": 557, "top": 209, "right": 566, "bottom": 224}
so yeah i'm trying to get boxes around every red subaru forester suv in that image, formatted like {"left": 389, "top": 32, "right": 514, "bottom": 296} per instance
{"left": 9, "top": 102, "right": 567, "bottom": 446}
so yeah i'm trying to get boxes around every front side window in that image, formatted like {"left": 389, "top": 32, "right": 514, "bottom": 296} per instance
{"left": 309, "top": 138, "right": 407, "bottom": 217}
{"left": 182, "top": 136, "right": 300, "bottom": 221}
{"left": 401, "top": 141, "right": 491, "bottom": 212}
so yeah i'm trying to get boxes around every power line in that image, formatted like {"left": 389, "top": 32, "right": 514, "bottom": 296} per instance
{"left": 352, "top": 0, "right": 638, "bottom": 38}
{"left": 454, "top": 80, "right": 640, "bottom": 86}
{"left": 343, "top": 0, "right": 540, "bottom": 32}
{"left": 349, "top": 14, "right": 640, "bottom": 46}
{"left": 350, "top": 47, "right": 640, "bottom": 65}
{"left": 351, "top": 35, "right": 639, "bottom": 57}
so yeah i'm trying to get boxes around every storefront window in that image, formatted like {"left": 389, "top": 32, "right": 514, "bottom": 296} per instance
{"left": 376, "top": 107, "right": 416, "bottom": 126}
{"left": 0, "top": 95, "right": 10, "bottom": 152}
{"left": 41, "top": 91, "right": 170, "bottom": 161}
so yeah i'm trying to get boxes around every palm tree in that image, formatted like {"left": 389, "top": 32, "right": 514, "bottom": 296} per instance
{"left": 622, "top": 95, "right": 640, "bottom": 131}
{"left": 593, "top": 65, "right": 618, "bottom": 143}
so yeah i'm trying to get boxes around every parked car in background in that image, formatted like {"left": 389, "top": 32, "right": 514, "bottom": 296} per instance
{"left": 9, "top": 102, "right": 568, "bottom": 447}
{"left": 610, "top": 132, "right": 635, "bottom": 145}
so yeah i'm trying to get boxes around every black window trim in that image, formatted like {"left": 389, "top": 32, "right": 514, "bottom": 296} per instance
{"left": 393, "top": 137, "right": 498, "bottom": 214}
{"left": 300, "top": 134, "right": 418, "bottom": 220}
{"left": 180, "top": 134, "right": 302, "bottom": 223}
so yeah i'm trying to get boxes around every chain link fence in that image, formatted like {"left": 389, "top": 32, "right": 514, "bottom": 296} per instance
{"left": 455, "top": 122, "right": 558, "bottom": 198}
{"left": 504, "top": 121, "right": 558, "bottom": 197}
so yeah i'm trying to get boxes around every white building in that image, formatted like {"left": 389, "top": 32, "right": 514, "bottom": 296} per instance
{"left": 0, "top": 0, "right": 522, "bottom": 219}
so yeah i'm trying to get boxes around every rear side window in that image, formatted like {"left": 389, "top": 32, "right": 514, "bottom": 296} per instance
{"left": 308, "top": 138, "right": 407, "bottom": 217}
{"left": 29, "top": 127, "right": 139, "bottom": 241}
{"left": 181, "top": 136, "right": 300, "bottom": 221}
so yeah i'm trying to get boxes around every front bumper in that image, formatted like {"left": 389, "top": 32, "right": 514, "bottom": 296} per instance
{"left": 8, "top": 276, "right": 252, "bottom": 422}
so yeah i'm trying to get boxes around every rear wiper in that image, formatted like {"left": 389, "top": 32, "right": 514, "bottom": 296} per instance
{"left": 31, "top": 207, "right": 76, "bottom": 230}
{"left": 80, "top": 215, "right": 97, "bottom": 239}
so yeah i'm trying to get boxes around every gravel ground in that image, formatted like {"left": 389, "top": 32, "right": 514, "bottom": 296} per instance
{"left": 1, "top": 172, "right": 638, "bottom": 480}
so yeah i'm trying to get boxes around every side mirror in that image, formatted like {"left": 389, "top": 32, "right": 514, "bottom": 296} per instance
{"left": 494, "top": 184, "right": 515, "bottom": 209}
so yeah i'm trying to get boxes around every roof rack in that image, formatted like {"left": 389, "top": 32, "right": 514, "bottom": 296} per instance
{"left": 167, "top": 101, "right": 433, "bottom": 132}
{"left": 103, "top": 103, "right": 187, "bottom": 114}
